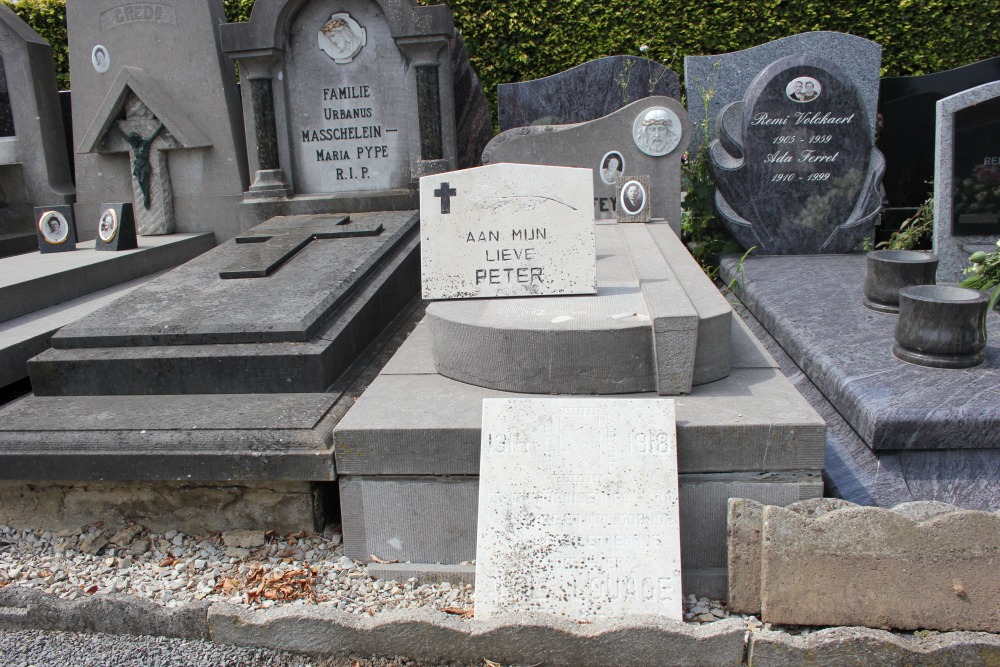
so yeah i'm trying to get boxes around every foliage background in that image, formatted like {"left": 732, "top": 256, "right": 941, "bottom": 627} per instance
{"left": 5, "top": 0, "right": 998, "bottom": 113}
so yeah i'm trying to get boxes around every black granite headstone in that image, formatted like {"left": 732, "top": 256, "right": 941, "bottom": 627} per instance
{"left": 878, "top": 57, "right": 1000, "bottom": 211}
{"left": 95, "top": 203, "right": 138, "bottom": 252}
{"left": 710, "top": 56, "right": 885, "bottom": 254}
{"left": 951, "top": 96, "right": 1000, "bottom": 236}
{"left": 498, "top": 56, "right": 680, "bottom": 131}
{"left": 34, "top": 205, "right": 77, "bottom": 253}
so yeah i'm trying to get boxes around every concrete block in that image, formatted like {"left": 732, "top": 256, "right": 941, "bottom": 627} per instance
{"left": 759, "top": 501, "right": 1000, "bottom": 632}
{"left": 207, "top": 605, "right": 747, "bottom": 667}
{"left": 367, "top": 563, "right": 476, "bottom": 586}
{"left": 0, "top": 480, "right": 320, "bottom": 534}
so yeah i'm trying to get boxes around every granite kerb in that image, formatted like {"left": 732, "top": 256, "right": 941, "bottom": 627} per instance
{"left": 2, "top": 587, "right": 998, "bottom": 665}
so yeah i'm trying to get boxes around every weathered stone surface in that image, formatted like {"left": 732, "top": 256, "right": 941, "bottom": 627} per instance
{"left": 207, "top": 605, "right": 747, "bottom": 667}
{"left": 68, "top": 0, "right": 247, "bottom": 242}
{"left": 0, "top": 481, "right": 319, "bottom": 534}
{"left": 933, "top": 80, "right": 1000, "bottom": 282}
{"left": 482, "top": 97, "right": 691, "bottom": 226}
{"left": 758, "top": 501, "right": 1000, "bottom": 631}
{"left": 710, "top": 56, "right": 884, "bottom": 254}
{"left": 498, "top": 55, "right": 680, "bottom": 131}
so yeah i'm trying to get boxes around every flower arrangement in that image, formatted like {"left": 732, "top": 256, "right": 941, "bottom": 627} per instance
{"left": 959, "top": 239, "right": 1000, "bottom": 310}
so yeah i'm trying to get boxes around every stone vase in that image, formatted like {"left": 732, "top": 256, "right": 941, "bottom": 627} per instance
{"left": 863, "top": 250, "right": 939, "bottom": 313}
{"left": 893, "top": 285, "right": 989, "bottom": 369}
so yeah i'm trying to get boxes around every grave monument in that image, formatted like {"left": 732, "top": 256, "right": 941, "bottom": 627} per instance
{"left": 221, "top": 0, "right": 490, "bottom": 229}
{"left": 709, "top": 55, "right": 885, "bottom": 254}
{"left": 498, "top": 55, "right": 680, "bottom": 131}
{"left": 67, "top": 0, "right": 249, "bottom": 241}
{"left": 933, "top": 80, "right": 1000, "bottom": 283}
{"left": 482, "top": 96, "right": 691, "bottom": 226}
{"left": 0, "top": 5, "right": 75, "bottom": 258}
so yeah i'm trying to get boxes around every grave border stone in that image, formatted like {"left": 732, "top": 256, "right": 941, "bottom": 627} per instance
{"left": 934, "top": 80, "right": 1000, "bottom": 283}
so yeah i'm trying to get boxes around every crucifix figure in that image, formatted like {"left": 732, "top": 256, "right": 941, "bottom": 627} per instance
{"left": 117, "top": 121, "right": 164, "bottom": 210}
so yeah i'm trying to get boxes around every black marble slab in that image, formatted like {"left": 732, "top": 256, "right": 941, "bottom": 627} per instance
{"left": 951, "top": 95, "right": 1000, "bottom": 236}
{"left": 720, "top": 253, "right": 1000, "bottom": 452}
{"left": 710, "top": 56, "right": 884, "bottom": 254}
{"left": 497, "top": 56, "right": 680, "bottom": 131}
{"left": 878, "top": 56, "right": 1000, "bottom": 209}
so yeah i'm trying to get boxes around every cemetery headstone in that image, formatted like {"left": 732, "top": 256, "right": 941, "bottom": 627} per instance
{"left": 709, "top": 56, "right": 885, "bottom": 254}
{"left": 95, "top": 202, "right": 138, "bottom": 252}
{"left": 420, "top": 164, "right": 596, "bottom": 300}
{"left": 616, "top": 175, "right": 651, "bottom": 223}
{"left": 482, "top": 97, "right": 691, "bottom": 228}
{"left": 221, "top": 0, "right": 490, "bottom": 228}
{"left": 0, "top": 5, "right": 74, "bottom": 257}
{"left": 34, "top": 205, "right": 77, "bottom": 253}
{"left": 498, "top": 55, "right": 681, "bottom": 131}
{"left": 934, "top": 80, "right": 1000, "bottom": 283}
{"left": 68, "top": 0, "right": 249, "bottom": 242}
{"left": 685, "top": 32, "right": 880, "bottom": 150}
{"left": 878, "top": 57, "right": 1000, "bottom": 223}
{"left": 475, "top": 397, "right": 683, "bottom": 620}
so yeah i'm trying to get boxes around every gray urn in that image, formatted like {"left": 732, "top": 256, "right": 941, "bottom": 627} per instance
{"left": 864, "top": 250, "right": 939, "bottom": 313}
{"left": 893, "top": 285, "right": 989, "bottom": 369}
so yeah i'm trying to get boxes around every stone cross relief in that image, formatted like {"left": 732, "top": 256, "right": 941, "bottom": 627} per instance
{"left": 108, "top": 94, "right": 182, "bottom": 235}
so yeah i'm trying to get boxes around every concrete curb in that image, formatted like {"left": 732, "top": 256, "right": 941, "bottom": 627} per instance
{"left": 1, "top": 587, "right": 999, "bottom": 665}
{"left": 748, "top": 626, "right": 1000, "bottom": 666}
{"left": 206, "top": 605, "right": 747, "bottom": 667}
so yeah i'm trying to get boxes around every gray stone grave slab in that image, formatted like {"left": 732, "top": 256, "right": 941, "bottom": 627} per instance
{"left": 934, "top": 80, "right": 1000, "bottom": 283}
{"left": 419, "top": 164, "right": 596, "bottom": 300}
{"left": 221, "top": 0, "right": 490, "bottom": 228}
{"left": 710, "top": 56, "right": 885, "bottom": 254}
{"left": 28, "top": 210, "right": 420, "bottom": 395}
{"left": 684, "top": 32, "right": 881, "bottom": 149}
{"left": 498, "top": 55, "right": 680, "bottom": 131}
{"left": 719, "top": 253, "right": 1000, "bottom": 511}
{"left": 482, "top": 97, "right": 691, "bottom": 227}
{"left": 475, "top": 398, "right": 683, "bottom": 621}
{"left": 68, "top": 0, "right": 249, "bottom": 242}
{"left": 0, "top": 5, "right": 74, "bottom": 258}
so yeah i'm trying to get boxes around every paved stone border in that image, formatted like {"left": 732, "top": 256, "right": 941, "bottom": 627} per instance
{"left": 2, "top": 587, "right": 998, "bottom": 665}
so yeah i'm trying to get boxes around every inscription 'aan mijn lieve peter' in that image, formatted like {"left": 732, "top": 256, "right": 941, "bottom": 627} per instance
{"left": 300, "top": 84, "right": 393, "bottom": 182}
{"left": 753, "top": 110, "right": 856, "bottom": 184}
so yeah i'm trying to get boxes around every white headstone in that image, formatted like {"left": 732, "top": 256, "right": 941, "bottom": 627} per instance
{"left": 475, "top": 397, "right": 683, "bottom": 621}
{"left": 419, "top": 164, "right": 597, "bottom": 300}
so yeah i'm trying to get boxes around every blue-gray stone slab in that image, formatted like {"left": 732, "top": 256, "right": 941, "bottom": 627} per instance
{"left": 720, "top": 253, "right": 1000, "bottom": 453}
{"left": 685, "top": 32, "right": 880, "bottom": 149}
{"left": 498, "top": 55, "right": 680, "bottom": 131}
{"left": 709, "top": 56, "right": 884, "bottom": 254}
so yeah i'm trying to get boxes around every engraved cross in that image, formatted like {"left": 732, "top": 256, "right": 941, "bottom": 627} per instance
{"left": 220, "top": 214, "right": 382, "bottom": 279}
{"left": 434, "top": 182, "right": 457, "bottom": 214}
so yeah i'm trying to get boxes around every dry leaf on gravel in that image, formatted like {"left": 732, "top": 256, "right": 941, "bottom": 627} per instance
{"left": 370, "top": 554, "right": 400, "bottom": 564}
{"left": 442, "top": 607, "right": 474, "bottom": 619}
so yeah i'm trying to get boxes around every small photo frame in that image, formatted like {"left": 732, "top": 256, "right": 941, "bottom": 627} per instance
{"left": 786, "top": 76, "right": 821, "bottom": 103}
{"left": 92, "top": 45, "right": 110, "bottom": 73}
{"left": 96, "top": 203, "right": 138, "bottom": 252}
{"left": 35, "top": 205, "right": 78, "bottom": 253}
{"left": 599, "top": 150, "right": 625, "bottom": 185}
{"left": 616, "top": 175, "right": 651, "bottom": 223}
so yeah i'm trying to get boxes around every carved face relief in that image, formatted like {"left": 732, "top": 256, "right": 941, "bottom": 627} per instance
{"left": 632, "top": 107, "right": 681, "bottom": 157}
{"left": 318, "top": 13, "right": 367, "bottom": 64}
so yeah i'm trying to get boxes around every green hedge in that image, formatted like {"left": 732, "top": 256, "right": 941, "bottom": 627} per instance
{"left": 5, "top": 0, "right": 998, "bottom": 114}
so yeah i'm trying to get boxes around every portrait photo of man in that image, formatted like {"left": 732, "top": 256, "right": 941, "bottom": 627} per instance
{"left": 318, "top": 13, "right": 367, "bottom": 64}
{"left": 620, "top": 180, "right": 646, "bottom": 215}
{"left": 632, "top": 107, "right": 681, "bottom": 157}
{"left": 99, "top": 209, "right": 119, "bottom": 243}
{"left": 786, "top": 77, "right": 822, "bottom": 103}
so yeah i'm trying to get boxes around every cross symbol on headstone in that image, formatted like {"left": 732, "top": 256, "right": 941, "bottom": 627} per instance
{"left": 219, "top": 214, "right": 383, "bottom": 279}
{"left": 434, "top": 182, "right": 457, "bottom": 214}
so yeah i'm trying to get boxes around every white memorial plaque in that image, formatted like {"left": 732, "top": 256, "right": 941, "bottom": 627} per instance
{"left": 476, "top": 398, "right": 682, "bottom": 621}
{"left": 420, "top": 164, "right": 597, "bottom": 300}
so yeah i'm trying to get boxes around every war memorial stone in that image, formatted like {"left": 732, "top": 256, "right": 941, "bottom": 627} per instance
{"left": 709, "top": 56, "right": 885, "bottom": 254}
{"left": 482, "top": 97, "right": 691, "bottom": 227}
{"left": 67, "top": 0, "right": 249, "bottom": 241}
{"left": 934, "top": 81, "right": 1000, "bottom": 283}
{"left": 221, "top": 0, "right": 490, "bottom": 228}
{"left": 497, "top": 56, "right": 681, "bottom": 131}
{"left": 475, "top": 398, "right": 682, "bottom": 621}
{"left": 0, "top": 5, "right": 75, "bottom": 258}
{"left": 878, "top": 57, "right": 1000, "bottom": 227}
{"left": 420, "top": 164, "right": 596, "bottom": 300}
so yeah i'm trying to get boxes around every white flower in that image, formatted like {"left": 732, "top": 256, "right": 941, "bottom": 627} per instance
{"left": 639, "top": 44, "right": 649, "bottom": 53}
